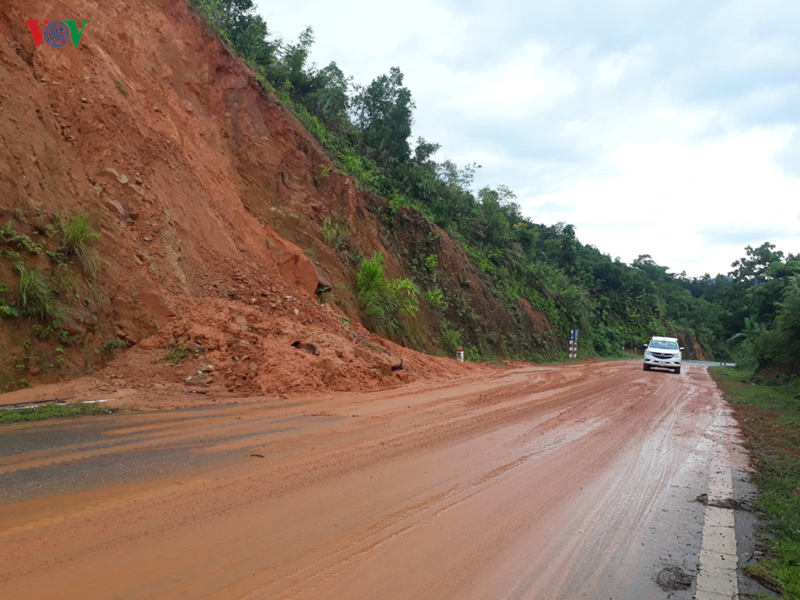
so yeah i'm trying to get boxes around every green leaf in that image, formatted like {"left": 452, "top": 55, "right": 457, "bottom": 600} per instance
{"left": 1, "top": 304, "right": 19, "bottom": 317}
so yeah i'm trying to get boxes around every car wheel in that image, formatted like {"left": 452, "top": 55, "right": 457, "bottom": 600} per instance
{"left": 674, "top": 367, "right": 681, "bottom": 374}
{"left": 643, "top": 364, "right": 650, "bottom": 371}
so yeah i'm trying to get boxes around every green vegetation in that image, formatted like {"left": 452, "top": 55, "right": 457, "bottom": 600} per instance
{"left": 57, "top": 211, "right": 103, "bottom": 278}
{"left": 1, "top": 210, "right": 102, "bottom": 319}
{"left": 99, "top": 339, "right": 129, "bottom": 356}
{"left": 0, "top": 402, "right": 118, "bottom": 423}
{"left": 114, "top": 79, "right": 129, "bottom": 97}
{"left": 314, "top": 164, "right": 332, "bottom": 187}
{"left": 321, "top": 217, "right": 350, "bottom": 252}
{"left": 710, "top": 367, "right": 800, "bottom": 597}
{"left": 32, "top": 323, "right": 54, "bottom": 339}
{"left": 0, "top": 208, "right": 108, "bottom": 393}
{"left": 746, "top": 274, "right": 800, "bottom": 374}
{"left": 0, "top": 282, "right": 18, "bottom": 317}
{"left": 0, "top": 221, "right": 43, "bottom": 255}
{"left": 355, "top": 253, "right": 419, "bottom": 335}
{"left": 32, "top": 214, "right": 57, "bottom": 238}
{"left": 440, "top": 326, "right": 463, "bottom": 355}
{"left": 165, "top": 341, "right": 193, "bottom": 363}
{"left": 425, "top": 288, "right": 448, "bottom": 312}
{"left": 16, "top": 264, "right": 63, "bottom": 319}
{"left": 58, "top": 211, "right": 101, "bottom": 255}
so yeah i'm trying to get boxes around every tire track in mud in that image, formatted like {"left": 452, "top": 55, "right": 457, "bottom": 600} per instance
{"left": 243, "top": 365, "right": 720, "bottom": 600}
{"left": 0, "top": 362, "right": 735, "bottom": 600}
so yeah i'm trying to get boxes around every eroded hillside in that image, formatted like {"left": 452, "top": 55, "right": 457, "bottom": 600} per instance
{"left": 0, "top": 0, "right": 557, "bottom": 396}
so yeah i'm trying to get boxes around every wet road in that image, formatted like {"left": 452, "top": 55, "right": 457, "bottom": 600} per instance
{"left": 0, "top": 361, "right": 741, "bottom": 599}
{"left": 683, "top": 359, "right": 737, "bottom": 367}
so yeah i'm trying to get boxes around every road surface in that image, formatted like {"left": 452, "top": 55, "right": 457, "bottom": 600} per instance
{"left": 0, "top": 361, "right": 745, "bottom": 599}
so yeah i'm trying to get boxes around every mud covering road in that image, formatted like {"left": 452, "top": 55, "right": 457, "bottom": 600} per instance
{"left": 0, "top": 361, "right": 744, "bottom": 599}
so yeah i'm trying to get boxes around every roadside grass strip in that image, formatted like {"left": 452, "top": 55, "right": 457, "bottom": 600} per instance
{"left": 0, "top": 400, "right": 118, "bottom": 423}
{"left": 710, "top": 367, "right": 800, "bottom": 598}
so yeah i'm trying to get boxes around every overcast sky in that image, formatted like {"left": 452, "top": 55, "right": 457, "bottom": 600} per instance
{"left": 255, "top": 0, "right": 800, "bottom": 277}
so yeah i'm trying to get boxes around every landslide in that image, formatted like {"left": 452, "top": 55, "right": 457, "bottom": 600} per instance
{"left": 0, "top": 0, "right": 552, "bottom": 396}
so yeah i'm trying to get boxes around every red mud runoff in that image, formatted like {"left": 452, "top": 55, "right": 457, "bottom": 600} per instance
{"left": 0, "top": 361, "right": 740, "bottom": 600}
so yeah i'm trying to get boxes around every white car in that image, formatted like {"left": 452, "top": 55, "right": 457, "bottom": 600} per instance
{"left": 643, "top": 336, "right": 683, "bottom": 373}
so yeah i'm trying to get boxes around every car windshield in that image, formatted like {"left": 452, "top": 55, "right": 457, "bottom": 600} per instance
{"left": 649, "top": 340, "right": 679, "bottom": 350}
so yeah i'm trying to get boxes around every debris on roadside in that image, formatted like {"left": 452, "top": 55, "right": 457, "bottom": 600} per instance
{"left": 694, "top": 493, "right": 752, "bottom": 510}
{"left": 656, "top": 566, "right": 693, "bottom": 591}
{"left": 184, "top": 374, "right": 211, "bottom": 387}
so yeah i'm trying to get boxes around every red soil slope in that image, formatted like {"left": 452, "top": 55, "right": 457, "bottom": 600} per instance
{"left": 0, "top": 0, "right": 461, "bottom": 399}
{"left": 0, "top": 0, "right": 554, "bottom": 400}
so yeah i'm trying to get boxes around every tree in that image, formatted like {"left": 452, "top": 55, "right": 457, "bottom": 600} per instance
{"left": 773, "top": 275, "right": 800, "bottom": 372}
{"left": 476, "top": 186, "right": 517, "bottom": 249}
{"left": 190, "top": 0, "right": 278, "bottom": 67}
{"left": 279, "top": 26, "right": 315, "bottom": 94}
{"left": 352, "top": 67, "right": 415, "bottom": 166}
{"left": 305, "top": 62, "right": 351, "bottom": 126}
{"left": 729, "top": 242, "right": 784, "bottom": 283}
{"left": 632, "top": 254, "right": 670, "bottom": 282}
{"left": 726, "top": 244, "right": 800, "bottom": 324}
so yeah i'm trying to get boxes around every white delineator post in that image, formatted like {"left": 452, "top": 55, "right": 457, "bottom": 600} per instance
{"left": 456, "top": 348, "right": 464, "bottom": 362}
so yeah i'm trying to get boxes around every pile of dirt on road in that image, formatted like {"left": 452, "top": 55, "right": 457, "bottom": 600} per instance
{"left": 0, "top": 291, "right": 480, "bottom": 410}
{"left": 121, "top": 294, "right": 471, "bottom": 397}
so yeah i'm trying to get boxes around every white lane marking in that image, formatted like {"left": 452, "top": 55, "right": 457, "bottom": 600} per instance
{"left": 695, "top": 450, "right": 738, "bottom": 600}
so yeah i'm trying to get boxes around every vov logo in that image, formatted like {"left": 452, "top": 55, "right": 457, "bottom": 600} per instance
{"left": 25, "top": 20, "right": 88, "bottom": 48}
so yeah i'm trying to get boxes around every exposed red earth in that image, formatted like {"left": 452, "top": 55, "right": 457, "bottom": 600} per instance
{"left": 0, "top": 362, "right": 746, "bottom": 599}
{"left": 0, "top": 0, "right": 560, "bottom": 394}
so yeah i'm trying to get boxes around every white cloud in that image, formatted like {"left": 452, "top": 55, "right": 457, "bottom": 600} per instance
{"left": 524, "top": 126, "right": 800, "bottom": 274}
{"left": 593, "top": 46, "right": 650, "bottom": 86}
{"left": 438, "top": 42, "right": 576, "bottom": 118}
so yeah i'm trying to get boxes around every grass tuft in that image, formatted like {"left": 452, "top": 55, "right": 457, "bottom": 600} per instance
{"left": 99, "top": 339, "right": 129, "bottom": 356}
{"left": 58, "top": 212, "right": 103, "bottom": 278}
{"left": 321, "top": 217, "right": 350, "bottom": 252}
{"left": 59, "top": 212, "right": 101, "bottom": 253}
{"left": 17, "top": 265, "right": 63, "bottom": 319}
{"left": 165, "top": 341, "right": 192, "bottom": 363}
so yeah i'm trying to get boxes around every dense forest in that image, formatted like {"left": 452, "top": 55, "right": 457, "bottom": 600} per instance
{"left": 187, "top": 0, "right": 800, "bottom": 374}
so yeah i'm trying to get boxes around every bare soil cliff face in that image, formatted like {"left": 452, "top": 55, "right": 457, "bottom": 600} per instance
{"left": 0, "top": 0, "right": 553, "bottom": 397}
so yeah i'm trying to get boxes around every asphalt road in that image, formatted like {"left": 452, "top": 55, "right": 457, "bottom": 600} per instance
{"left": 683, "top": 359, "right": 737, "bottom": 368}
{"left": 0, "top": 361, "right": 747, "bottom": 599}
